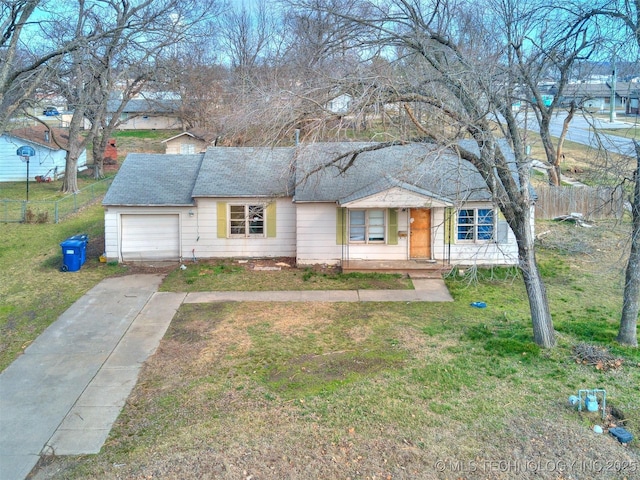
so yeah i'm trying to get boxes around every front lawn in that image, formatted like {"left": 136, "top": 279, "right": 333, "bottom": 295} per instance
{"left": 0, "top": 203, "right": 126, "bottom": 371}
{"left": 161, "top": 259, "right": 413, "bottom": 291}
{"left": 30, "top": 219, "right": 640, "bottom": 480}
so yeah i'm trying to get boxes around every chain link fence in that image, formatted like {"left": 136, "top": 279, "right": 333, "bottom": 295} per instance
{"left": 1, "top": 178, "right": 113, "bottom": 224}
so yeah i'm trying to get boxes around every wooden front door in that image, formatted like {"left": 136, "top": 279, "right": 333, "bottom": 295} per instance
{"left": 410, "top": 208, "right": 431, "bottom": 259}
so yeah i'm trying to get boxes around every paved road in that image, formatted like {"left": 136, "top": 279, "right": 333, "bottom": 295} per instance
{"left": 0, "top": 275, "right": 452, "bottom": 480}
{"left": 524, "top": 112, "right": 637, "bottom": 157}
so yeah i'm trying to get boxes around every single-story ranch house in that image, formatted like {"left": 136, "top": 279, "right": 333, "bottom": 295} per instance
{"left": 103, "top": 142, "right": 531, "bottom": 269}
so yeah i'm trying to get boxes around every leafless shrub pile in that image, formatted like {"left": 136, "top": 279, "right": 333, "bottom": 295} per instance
{"left": 572, "top": 343, "right": 624, "bottom": 371}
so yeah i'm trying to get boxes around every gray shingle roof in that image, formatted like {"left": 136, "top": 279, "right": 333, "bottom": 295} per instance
{"left": 192, "top": 147, "right": 295, "bottom": 197}
{"left": 103, "top": 153, "right": 202, "bottom": 205}
{"left": 107, "top": 98, "right": 181, "bottom": 114}
{"left": 293, "top": 142, "right": 492, "bottom": 203}
{"left": 104, "top": 142, "right": 505, "bottom": 206}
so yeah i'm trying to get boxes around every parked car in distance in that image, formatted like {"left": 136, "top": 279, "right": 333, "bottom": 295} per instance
{"left": 43, "top": 107, "right": 59, "bottom": 116}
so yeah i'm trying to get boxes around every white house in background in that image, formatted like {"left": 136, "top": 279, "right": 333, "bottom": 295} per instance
{"left": 106, "top": 98, "right": 183, "bottom": 130}
{"left": 326, "top": 94, "right": 353, "bottom": 114}
{"left": 103, "top": 142, "right": 529, "bottom": 269}
{"left": 0, "top": 126, "right": 86, "bottom": 182}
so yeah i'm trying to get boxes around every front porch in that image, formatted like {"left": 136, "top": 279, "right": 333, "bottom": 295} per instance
{"left": 341, "top": 259, "right": 452, "bottom": 277}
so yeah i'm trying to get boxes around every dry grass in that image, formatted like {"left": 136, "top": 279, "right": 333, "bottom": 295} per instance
{"left": 0, "top": 203, "right": 127, "bottom": 371}
{"left": 32, "top": 300, "right": 640, "bottom": 479}
{"left": 160, "top": 258, "right": 413, "bottom": 292}
{"left": 112, "top": 130, "right": 180, "bottom": 160}
{"left": 30, "top": 218, "right": 640, "bottom": 479}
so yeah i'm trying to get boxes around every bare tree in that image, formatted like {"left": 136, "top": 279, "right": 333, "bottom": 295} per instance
{"left": 216, "top": 0, "right": 378, "bottom": 145}
{"left": 618, "top": 141, "right": 640, "bottom": 346}
{"left": 86, "top": 0, "right": 221, "bottom": 178}
{"left": 498, "top": 0, "right": 598, "bottom": 186}
{"left": 0, "top": 0, "right": 64, "bottom": 133}
{"left": 43, "top": 0, "right": 219, "bottom": 190}
{"left": 86, "top": 71, "right": 151, "bottom": 179}
{"left": 287, "top": 0, "right": 558, "bottom": 347}
{"left": 159, "top": 45, "right": 230, "bottom": 133}
{"left": 582, "top": 0, "right": 639, "bottom": 346}
{"left": 217, "top": 0, "right": 279, "bottom": 95}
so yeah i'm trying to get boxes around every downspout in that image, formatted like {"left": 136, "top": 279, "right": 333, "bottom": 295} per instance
{"left": 447, "top": 208, "right": 451, "bottom": 266}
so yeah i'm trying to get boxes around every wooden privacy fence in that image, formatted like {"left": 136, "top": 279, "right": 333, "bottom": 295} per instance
{"left": 535, "top": 185, "right": 625, "bottom": 220}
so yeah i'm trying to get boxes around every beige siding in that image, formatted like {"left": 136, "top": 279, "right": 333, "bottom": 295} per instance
{"left": 105, "top": 200, "right": 295, "bottom": 262}
{"left": 296, "top": 204, "right": 410, "bottom": 265}
{"left": 164, "top": 137, "right": 207, "bottom": 154}
{"left": 431, "top": 203, "right": 520, "bottom": 266}
{"left": 296, "top": 203, "right": 343, "bottom": 265}
{"left": 182, "top": 198, "right": 296, "bottom": 259}
{"left": 117, "top": 115, "right": 182, "bottom": 130}
{"left": 104, "top": 200, "right": 524, "bottom": 266}
{"left": 103, "top": 208, "right": 119, "bottom": 261}
{"left": 343, "top": 187, "right": 449, "bottom": 209}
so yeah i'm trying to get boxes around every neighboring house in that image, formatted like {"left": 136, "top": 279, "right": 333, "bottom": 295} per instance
{"left": 106, "top": 98, "right": 183, "bottom": 130}
{"left": 560, "top": 82, "right": 629, "bottom": 112}
{"left": 103, "top": 142, "right": 529, "bottom": 268}
{"left": 0, "top": 126, "right": 87, "bottom": 182}
{"left": 161, "top": 129, "right": 218, "bottom": 154}
{"left": 625, "top": 85, "right": 640, "bottom": 115}
{"left": 326, "top": 94, "right": 353, "bottom": 115}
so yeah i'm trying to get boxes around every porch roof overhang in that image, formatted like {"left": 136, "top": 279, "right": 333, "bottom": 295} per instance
{"left": 339, "top": 186, "right": 454, "bottom": 209}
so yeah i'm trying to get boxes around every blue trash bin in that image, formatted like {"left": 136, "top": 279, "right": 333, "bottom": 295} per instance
{"left": 66, "top": 234, "right": 88, "bottom": 265}
{"left": 60, "top": 238, "right": 84, "bottom": 272}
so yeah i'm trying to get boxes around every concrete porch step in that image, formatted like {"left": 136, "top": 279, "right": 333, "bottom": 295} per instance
{"left": 341, "top": 260, "right": 452, "bottom": 277}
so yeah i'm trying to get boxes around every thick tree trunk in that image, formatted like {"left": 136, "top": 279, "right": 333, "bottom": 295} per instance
{"left": 518, "top": 227, "right": 556, "bottom": 348}
{"left": 92, "top": 134, "right": 107, "bottom": 179}
{"left": 61, "top": 153, "right": 80, "bottom": 193}
{"left": 617, "top": 142, "right": 640, "bottom": 347}
{"left": 61, "top": 102, "right": 88, "bottom": 194}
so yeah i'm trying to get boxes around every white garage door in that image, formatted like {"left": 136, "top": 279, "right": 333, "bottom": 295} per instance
{"left": 121, "top": 214, "right": 180, "bottom": 261}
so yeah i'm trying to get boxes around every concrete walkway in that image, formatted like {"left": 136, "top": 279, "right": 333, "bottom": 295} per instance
{"left": 0, "top": 275, "right": 451, "bottom": 480}
{"left": 185, "top": 278, "right": 453, "bottom": 303}
{"left": 0, "top": 275, "right": 185, "bottom": 480}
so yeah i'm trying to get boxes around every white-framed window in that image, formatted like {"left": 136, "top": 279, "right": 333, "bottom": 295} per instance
{"left": 349, "top": 209, "right": 385, "bottom": 243}
{"left": 180, "top": 143, "right": 195, "bottom": 154}
{"left": 457, "top": 208, "right": 495, "bottom": 242}
{"left": 229, "top": 204, "right": 265, "bottom": 237}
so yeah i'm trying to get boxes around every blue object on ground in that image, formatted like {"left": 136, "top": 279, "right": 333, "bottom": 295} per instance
{"left": 60, "top": 239, "right": 84, "bottom": 272}
{"left": 66, "top": 234, "right": 88, "bottom": 265}
{"left": 470, "top": 301, "right": 487, "bottom": 308}
{"left": 609, "top": 427, "right": 634, "bottom": 444}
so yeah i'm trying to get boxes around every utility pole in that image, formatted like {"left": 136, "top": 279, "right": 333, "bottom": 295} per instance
{"left": 610, "top": 56, "right": 617, "bottom": 123}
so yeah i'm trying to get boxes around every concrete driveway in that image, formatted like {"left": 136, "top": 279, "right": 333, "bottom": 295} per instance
{"left": 0, "top": 275, "right": 185, "bottom": 480}
{"left": 0, "top": 274, "right": 451, "bottom": 480}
